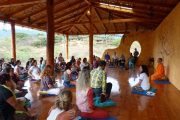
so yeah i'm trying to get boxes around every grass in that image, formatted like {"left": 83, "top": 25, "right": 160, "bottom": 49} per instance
{"left": 0, "top": 34, "right": 121, "bottom": 65}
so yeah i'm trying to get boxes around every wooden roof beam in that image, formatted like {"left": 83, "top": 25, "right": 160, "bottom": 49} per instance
{"left": 7, "top": 4, "right": 36, "bottom": 17}
{"left": 113, "top": 23, "right": 117, "bottom": 33}
{"left": 33, "top": 0, "right": 86, "bottom": 24}
{"left": 68, "top": 7, "right": 90, "bottom": 33}
{"left": 82, "top": 24, "right": 89, "bottom": 33}
{"left": 55, "top": 25, "right": 71, "bottom": 31}
{"left": 54, "top": 6, "right": 88, "bottom": 23}
{"left": 93, "top": 24, "right": 99, "bottom": 33}
{"left": 57, "top": 26, "right": 71, "bottom": 33}
{"left": 62, "top": 31, "right": 130, "bottom": 35}
{"left": 85, "top": 14, "right": 98, "bottom": 33}
{"left": 93, "top": 7, "right": 107, "bottom": 32}
{"left": 57, "top": 18, "right": 161, "bottom": 25}
{"left": 34, "top": 6, "right": 87, "bottom": 25}
{"left": 55, "top": 10, "right": 86, "bottom": 28}
{"left": 18, "top": 0, "right": 66, "bottom": 21}
{"left": 8, "top": 0, "right": 64, "bottom": 17}
{"left": 84, "top": 0, "right": 91, "bottom": 5}
{"left": 0, "top": 0, "right": 45, "bottom": 8}
{"left": 74, "top": 26, "right": 84, "bottom": 34}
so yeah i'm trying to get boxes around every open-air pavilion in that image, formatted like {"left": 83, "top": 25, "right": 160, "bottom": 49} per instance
{"left": 0, "top": 0, "right": 180, "bottom": 120}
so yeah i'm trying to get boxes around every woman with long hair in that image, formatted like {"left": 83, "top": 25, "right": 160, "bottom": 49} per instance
{"left": 63, "top": 62, "right": 75, "bottom": 88}
{"left": 133, "top": 65, "right": 150, "bottom": 91}
{"left": 40, "top": 65, "right": 54, "bottom": 91}
{"left": 76, "top": 69, "right": 108, "bottom": 119}
{"left": 47, "top": 89, "right": 78, "bottom": 120}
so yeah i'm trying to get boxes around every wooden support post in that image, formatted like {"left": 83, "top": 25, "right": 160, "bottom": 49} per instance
{"left": 89, "top": 6, "right": 93, "bottom": 65}
{"left": 46, "top": 0, "right": 54, "bottom": 69}
{"left": 11, "top": 22, "right": 16, "bottom": 61}
{"left": 66, "top": 34, "right": 69, "bottom": 60}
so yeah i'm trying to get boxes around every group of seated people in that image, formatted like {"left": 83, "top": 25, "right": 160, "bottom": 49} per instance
{"left": 48, "top": 60, "right": 113, "bottom": 120}
{"left": 104, "top": 52, "right": 126, "bottom": 68}
{"left": 0, "top": 52, "right": 166, "bottom": 120}
{"left": 104, "top": 48, "right": 139, "bottom": 70}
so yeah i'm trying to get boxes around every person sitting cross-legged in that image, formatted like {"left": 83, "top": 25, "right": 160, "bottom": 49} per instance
{"left": 76, "top": 68, "right": 109, "bottom": 119}
{"left": 150, "top": 58, "right": 165, "bottom": 81}
{"left": 63, "top": 62, "right": 76, "bottom": 88}
{"left": 0, "top": 74, "right": 30, "bottom": 120}
{"left": 132, "top": 65, "right": 150, "bottom": 91}
{"left": 90, "top": 60, "right": 112, "bottom": 98}
{"left": 40, "top": 65, "right": 54, "bottom": 91}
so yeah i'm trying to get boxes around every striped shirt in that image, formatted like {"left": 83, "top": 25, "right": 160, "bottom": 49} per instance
{"left": 90, "top": 67, "right": 107, "bottom": 93}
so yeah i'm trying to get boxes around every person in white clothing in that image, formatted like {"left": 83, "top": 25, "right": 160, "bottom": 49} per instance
{"left": 14, "top": 60, "right": 28, "bottom": 80}
{"left": 47, "top": 89, "right": 78, "bottom": 120}
{"left": 133, "top": 65, "right": 150, "bottom": 91}
{"left": 80, "top": 58, "right": 90, "bottom": 71}
{"left": 112, "top": 52, "right": 118, "bottom": 66}
{"left": 28, "top": 60, "right": 41, "bottom": 80}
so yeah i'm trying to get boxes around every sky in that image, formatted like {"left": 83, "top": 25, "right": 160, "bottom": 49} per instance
{"left": 0, "top": 21, "right": 46, "bottom": 38}
{"left": 0, "top": 21, "right": 31, "bottom": 31}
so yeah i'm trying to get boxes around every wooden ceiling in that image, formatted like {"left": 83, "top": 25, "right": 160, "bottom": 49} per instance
{"left": 0, "top": 0, "right": 179, "bottom": 35}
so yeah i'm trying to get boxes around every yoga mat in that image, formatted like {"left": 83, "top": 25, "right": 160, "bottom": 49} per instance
{"left": 154, "top": 80, "right": 170, "bottom": 84}
{"left": 132, "top": 87, "right": 157, "bottom": 97}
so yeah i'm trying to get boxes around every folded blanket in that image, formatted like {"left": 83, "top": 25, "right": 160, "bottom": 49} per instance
{"left": 39, "top": 88, "right": 61, "bottom": 96}
{"left": 94, "top": 97, "right": 116, "bottom": 108}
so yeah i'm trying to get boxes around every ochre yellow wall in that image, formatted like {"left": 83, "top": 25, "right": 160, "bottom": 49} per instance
{"left": 103, "top": 31, "right": 154, "bottom": 65}
{"left": 103, "top": 2, "right": 180, "bottom": 90}
{"left": 153, "top": 2, "right": 180, "bottom": 90}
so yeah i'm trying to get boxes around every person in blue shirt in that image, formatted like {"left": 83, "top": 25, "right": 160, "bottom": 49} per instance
{"left": 104, "top": 52, "right": 110, "bottom": 63}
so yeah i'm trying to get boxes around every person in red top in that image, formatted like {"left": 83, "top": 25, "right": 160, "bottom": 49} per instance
{"left": 151, "top": 58, "right": 165, "bottom": 81}
{"left": 76, "top": 68, "right": 108, "bottom": 119}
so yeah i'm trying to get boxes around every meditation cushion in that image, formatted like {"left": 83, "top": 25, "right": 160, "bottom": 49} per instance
{"left": 94, "top": 97, "right": 116, "bottom": 108}
{"left": 131, "top": 87, "right": 157, "bottom": 96}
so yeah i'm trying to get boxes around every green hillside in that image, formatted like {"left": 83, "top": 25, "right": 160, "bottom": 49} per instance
{"left": 0, "top": 32, "right": 122, "bottom": 65}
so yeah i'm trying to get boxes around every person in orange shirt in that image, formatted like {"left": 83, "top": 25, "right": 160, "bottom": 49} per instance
{"left": 151, "top": 58, "right": 165, "bottom": 81}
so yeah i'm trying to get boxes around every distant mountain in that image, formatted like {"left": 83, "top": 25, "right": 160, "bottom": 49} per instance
{"left": 0, "top": 27, "right": 123, "bottom": 41}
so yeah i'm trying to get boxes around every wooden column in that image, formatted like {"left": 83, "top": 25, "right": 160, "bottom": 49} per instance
{"left": 46, "top": 0, "right": 54, "bottom": 68}
{"left": 11, "top": 22, "right": 16, "bottom": 61}
{"left": 66, "top": 34, "right": 69, "bottom": 60}
{"left": 89, "top": 6, "right": 93, "bottom": 65}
